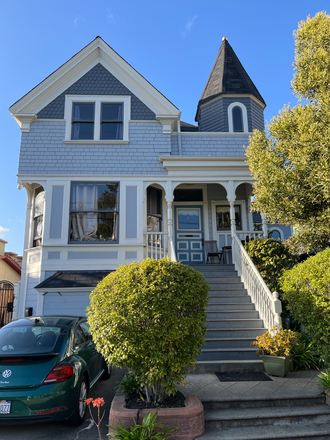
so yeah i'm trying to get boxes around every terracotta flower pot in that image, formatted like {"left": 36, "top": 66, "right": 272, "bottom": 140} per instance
{"left": 108, "top": 394, "right": 204, "bottom": 439}
{"left": 260, "top": 355, "right": 290, "bottom": 377}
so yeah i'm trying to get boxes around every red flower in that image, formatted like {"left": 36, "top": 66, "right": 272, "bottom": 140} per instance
{"left": 85, "top": 398, "right": 93, "bottom": 405}
{"left": 92, "top": 397, "right": 105, "bottom": 407}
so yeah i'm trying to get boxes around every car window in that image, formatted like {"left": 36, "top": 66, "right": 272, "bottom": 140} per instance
{"left": 0, "top": 326, "right": 63, "bottom": 355}
{"left": 80, "top": 321, "right": 93, "bottom": 340}
{"left": 74, "top": 326, "right": 86, "bottom": 346}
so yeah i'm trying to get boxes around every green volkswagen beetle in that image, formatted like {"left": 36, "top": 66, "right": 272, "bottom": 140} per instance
{"left": 0, "top": 316, "right": 111, "bottom": 425}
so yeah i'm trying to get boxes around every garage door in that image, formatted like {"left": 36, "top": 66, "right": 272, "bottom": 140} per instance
{"left": 43, "top": 291, "right": 91, "bottom": 316}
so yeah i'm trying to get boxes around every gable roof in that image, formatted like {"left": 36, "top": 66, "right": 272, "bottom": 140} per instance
{"left": 197, "top": 37, "right": 266, "bottom": 114}
{"left": 0, "top": 255, "right": 22, "bottom": 276}
{"left": 9, "top": 37, "right": 180, "bottom": 122}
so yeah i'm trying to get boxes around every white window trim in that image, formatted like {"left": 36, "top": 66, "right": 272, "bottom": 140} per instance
{"left": 64, "top": 95, "right": 131, "bottom": 142}
{"left": 268, "top": 227, "right": 284, "bottom": 240}
{"left": 227, "top": 102, "right": 249, "bottom": 133}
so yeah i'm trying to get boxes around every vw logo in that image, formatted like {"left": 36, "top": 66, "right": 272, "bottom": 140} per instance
{"left": 2, "top": 370, "right": 12, "bottom": 378}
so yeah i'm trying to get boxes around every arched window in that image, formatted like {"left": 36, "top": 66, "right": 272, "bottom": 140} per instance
{"left": 227, "top": 102, "right": 248, "bottom": 133}
{"left": 232, "top": 106, "right": 243, "bottom": 132}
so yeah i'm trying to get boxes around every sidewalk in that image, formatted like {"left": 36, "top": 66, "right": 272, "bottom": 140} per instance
{"left": 178, "top": 370, "right": 322, "bottom": 402}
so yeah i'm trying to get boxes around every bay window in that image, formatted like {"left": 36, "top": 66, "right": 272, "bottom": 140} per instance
{"left": 69, "top": 182, "right": 119, "bottom": 243}
{"left": 33, "top": 186, "right": 45, "bottom": 247}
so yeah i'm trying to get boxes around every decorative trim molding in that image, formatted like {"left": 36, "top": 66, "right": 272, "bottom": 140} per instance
{"left": 12, "top": 114, "right": 37, "bottom": 133}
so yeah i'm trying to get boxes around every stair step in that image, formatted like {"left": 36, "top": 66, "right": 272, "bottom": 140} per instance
{"left": 207, "top": 296, "right": 251, "bottom": 303}
{"left": 198, "top": 348, "right": 259, "bottom": 361}
{"left": 206, "top": 319, "right": 264, "bottom": 329}
{"left": 206, "top": 311, "right": 259, "bottom": 319}
{"left": 191, "top": 264, "right": 235, "bottom": 272}
{"left": 202, "top": 271, "right": 238, "bottom": 277}
{"left": 204, "top": 338, "right": 256, "bottom": 349}
{"left": 209, "top": 284, "right": 245, "bottom": 290}
{"left": 206, "top": 328, "right": 267, "bottom": 338}
{"left": 194, "top": 359, "right": 264, "bottom": 374}
{"left": 207, "top": 303, "right": 255, "bottom": 311}
{"left": 206, "top": 277, "right": 242, "bottom": 283}
{"left": 204, "top": 404, "right": 330, "bottom": 430}
{"left": 199, "top": 422, "right": 330, "bottom": 440}
{"left": 203, "top": 396, "right": 326, "bottom": 410}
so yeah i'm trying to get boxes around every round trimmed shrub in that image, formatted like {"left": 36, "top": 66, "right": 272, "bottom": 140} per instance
{"left": 281, "top": 248, "right": 330, "bottom": 365}
{"left": 87, "top": 258, "right": 209, "bottom": 398}
{"left": 245, "top": 238, "right": 296, "bottom": 292}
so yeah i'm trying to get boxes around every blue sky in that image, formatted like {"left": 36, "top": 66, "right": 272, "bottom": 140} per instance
{"left": 1, "top": 0, "right": 329, "bottom": 255}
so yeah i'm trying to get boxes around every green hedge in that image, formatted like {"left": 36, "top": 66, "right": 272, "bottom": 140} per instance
{"left": 87, "top": 258, "right": 209, "bottom": 397}
{"left": 245, "top": 238, "right": 296, "bottom": 292}
{"left": 281, "top": 248, "right": 330, "bottom": 365}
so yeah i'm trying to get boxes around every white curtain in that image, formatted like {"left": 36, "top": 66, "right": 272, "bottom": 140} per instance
{"left": 116, "top": 105, "right": 123, "bottom": 139}
{"left": 71, "top": 212, "right": 98, "bottom": 241}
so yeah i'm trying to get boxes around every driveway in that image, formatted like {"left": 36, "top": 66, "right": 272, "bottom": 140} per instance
{"left": 1, "top": 367, "right": 126, "bottom": 440}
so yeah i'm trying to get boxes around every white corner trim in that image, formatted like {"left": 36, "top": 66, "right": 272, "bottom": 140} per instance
{"left": 156, "top": 115, "right": 179, "bottom": 134}
{"left": 12, "top": 114, "right": 37, "bottom": 132}
{"left": 227, "top": 102, "right": 249, "bottom": 133}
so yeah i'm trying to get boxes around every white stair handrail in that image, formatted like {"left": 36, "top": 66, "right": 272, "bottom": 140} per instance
{"left": 232, "top": 231, "right": 282, "bottom": 331}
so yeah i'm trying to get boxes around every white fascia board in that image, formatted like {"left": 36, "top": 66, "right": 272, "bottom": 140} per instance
{"left": 9, "top": 38, "right": 180, "bottom": 119}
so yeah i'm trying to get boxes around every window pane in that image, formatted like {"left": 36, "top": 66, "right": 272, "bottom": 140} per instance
{"left": 34, "top": 215, "right": 43, "bottom": 238}
{"left": 101, "top": 123, "right": 123, "bottom": 140}
{"left": 72, "top": 103, "right": 94, "bottom": 121}
{"left": 178, "top": 209, "right": 200, "bottom": 229}
{"left": 70, "top": 212, "right": 118, "bottom": 242}
{"left": 147, "top": 187, "right": 162, "bottom": 216}
{"left": 71, "top": 183, "right": 96, "bottom": 211}
{"left": 233, "top": 107, "right": 243, "bottom": 132}
{"left": 147, "top": 216, "right": 160, "bottom": 232}
{"left": 216, "top": 205, "right": 241, "bottom": 230}
{"left": 97, "top": 184, "right": 118, "bottom": 211}
{"left": 72, "top": 122, "right": 94, "bottom": 140}
{"left": 34, "top": 191, "right": 45, "bottom": 217}
{"left": 101, "top": 103, "right": 122, "bottom": 121}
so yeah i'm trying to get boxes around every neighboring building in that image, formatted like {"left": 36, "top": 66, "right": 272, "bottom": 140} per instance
{"left": 0, "top": 239, "right": 22, "bottom": 326}
{"left": 9, "top": 36, "right": 289, "bottom": 318}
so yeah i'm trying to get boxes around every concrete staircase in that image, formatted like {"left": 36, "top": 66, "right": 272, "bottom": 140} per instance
{"left": 199, "top": 395, "right": 330, "bottom": 439}
{"left": 191, "top": 264, "right": 267, "bottom": 373}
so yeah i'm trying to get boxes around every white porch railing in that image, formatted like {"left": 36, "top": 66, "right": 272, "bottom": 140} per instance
{"left": 232, "top": 231, "right": 282, "bottom": 331}
{"left": 144, "top": 232, "right": 177, "bottom": 262}
{"left": 236, "top": 230, "right": 264, "bottom": 243}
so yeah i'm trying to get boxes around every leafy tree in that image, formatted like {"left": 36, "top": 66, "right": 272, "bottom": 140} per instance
{"left": 87, "top": 258, "right": 209, "bottom": 402}
{"left": 246, "top": 12, "right": 330, "bottom": 252}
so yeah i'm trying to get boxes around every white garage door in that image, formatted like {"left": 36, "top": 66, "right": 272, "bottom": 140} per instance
{"left": 43, "top": 291, "right": 91, "bottom": 316}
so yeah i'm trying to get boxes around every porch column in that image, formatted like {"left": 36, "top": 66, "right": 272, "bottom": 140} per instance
{"left": 229, "top": 201, "right": 236, "bottom": 236}
{"left": 167, "top": 201, "right": 173, "bottom": 239}
{"left": 261, "top": 214, "right": 268, "bottom": 238}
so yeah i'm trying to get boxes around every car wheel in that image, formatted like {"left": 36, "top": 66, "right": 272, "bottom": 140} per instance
{"left": 100, "top": 364, "right": 112, "bottom": 380}
{"left": 67, "top": 376, "right": 88, "bottom": 426}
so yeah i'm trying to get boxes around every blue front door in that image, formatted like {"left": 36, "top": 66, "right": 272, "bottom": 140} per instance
{"left": 174, "top": 205, "right": 204, "bottom": 264}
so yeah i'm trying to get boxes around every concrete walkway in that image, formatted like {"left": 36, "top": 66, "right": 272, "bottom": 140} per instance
{"left": 178, "top": 370, "right": 322, "bottom": 402}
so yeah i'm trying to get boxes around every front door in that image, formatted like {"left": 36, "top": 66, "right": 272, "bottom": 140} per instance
{"left": 174, "top": 205, "right": 204, "bottom": 264}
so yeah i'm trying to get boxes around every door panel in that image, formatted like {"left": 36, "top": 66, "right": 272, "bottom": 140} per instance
{"left": 175, "top": 206, "right": 204, "bottom": 264}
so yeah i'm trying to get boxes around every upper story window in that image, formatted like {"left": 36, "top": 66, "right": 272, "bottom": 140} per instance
{"left": 227, "top": 102, "right": 248, "bottom": 133}
{"left": 33, "top": 186, "right": 45, "bottom": 247}
{"left": 69, "top": 182, "right": 119, "bottom": 243}
{"left": 64, "top": 96, "right": 130, "bottom": 142}
{"left": 232, "top": 106, "right": 243, "bottom": 132}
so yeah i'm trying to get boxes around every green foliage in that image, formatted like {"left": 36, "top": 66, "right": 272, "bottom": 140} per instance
{"left": 246, "top": 12, "right": 330, "bottom": 252}
{"left": 251, "top": 326, "right": 300, "bottom": 357}
{"left": 317, "top": 370, "right": 330, "bottom": 394}
{"left": 291, "top": 334, "right": 321, "bottom": 371}
{"left": 115, "top": 372, "right": 144, "bottom": 396}
{"left": 245, "top": 238, "right": 296, "bottom": 292}
{"left": 88, "top": 258, "right": 209, "bottom": 398}
{"left": 108, "top": 411, "right": 177, "bottom": 440}
{"left": 281, "top": 248, "right": 330, "bottom": 365}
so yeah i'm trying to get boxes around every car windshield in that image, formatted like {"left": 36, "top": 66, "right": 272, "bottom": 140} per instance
{"left": 0, "top": 326, "right": 64, "bottom": 355}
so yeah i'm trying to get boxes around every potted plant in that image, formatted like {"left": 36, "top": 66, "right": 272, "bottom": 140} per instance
{"left": 252, "top": 326, "right": 300, "bottom": 377}
{"left": 87, "top": 258, "right": 209, "bottom": 439}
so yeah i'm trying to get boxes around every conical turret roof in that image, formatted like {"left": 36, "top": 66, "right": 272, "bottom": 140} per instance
{"left": 197, "top": 37, "right": 266, "bottom": 110}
